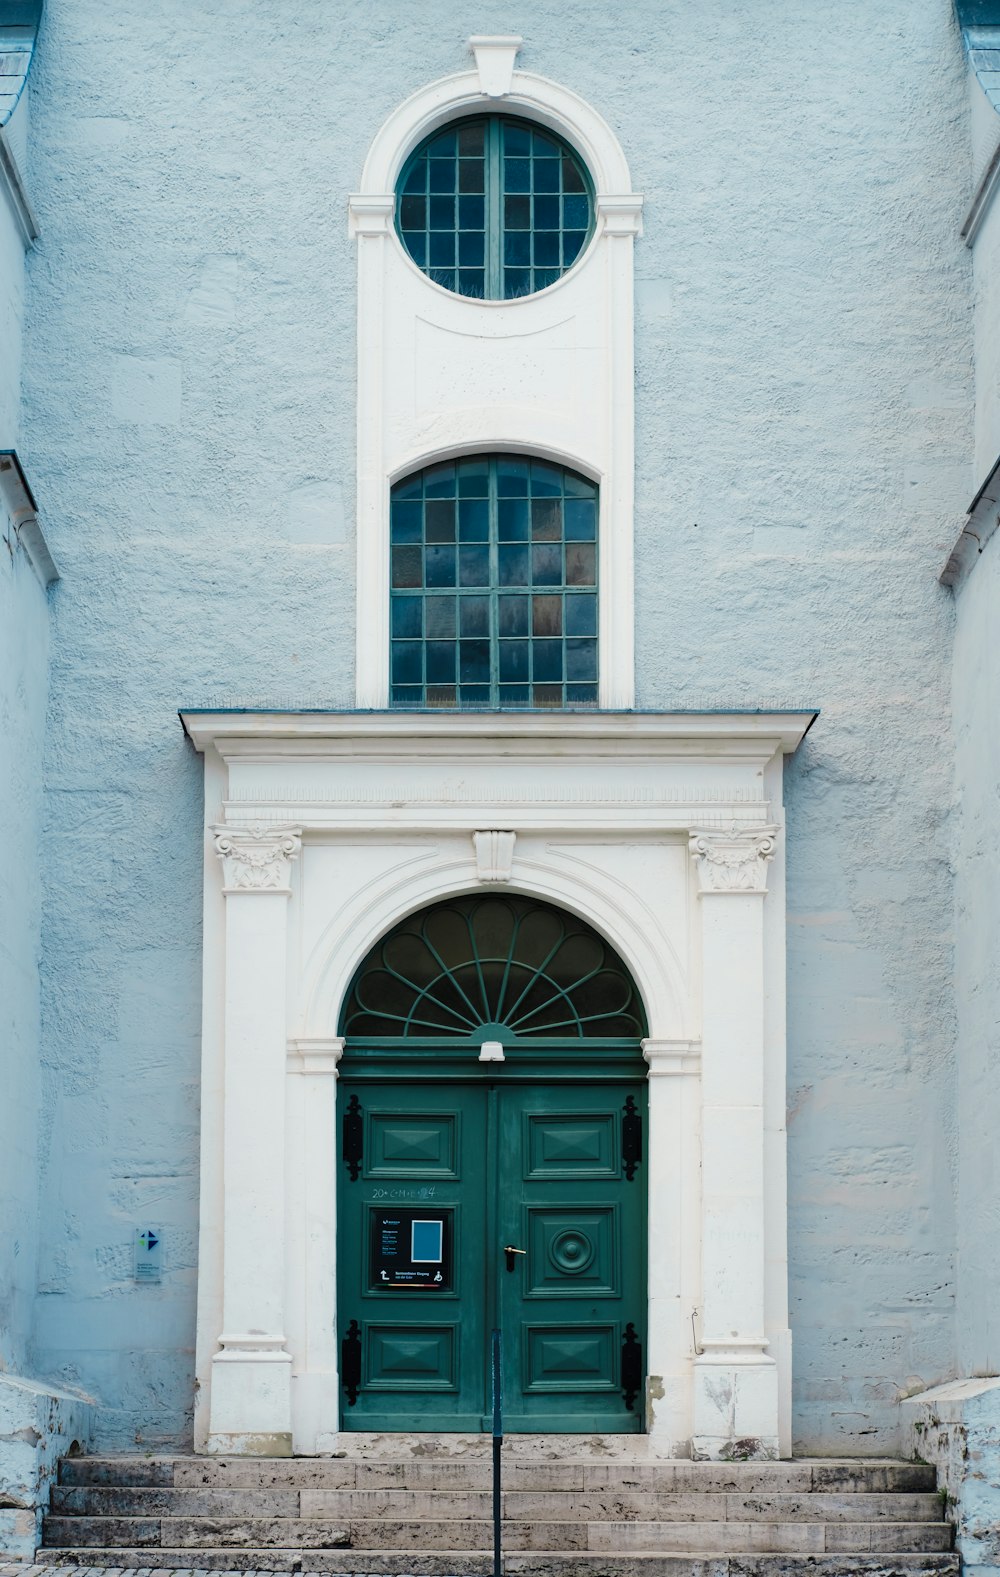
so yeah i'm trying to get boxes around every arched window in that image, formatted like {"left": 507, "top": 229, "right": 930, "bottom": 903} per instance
{"left": 390, "top": 453, "right": 598, "bottom": 709}
{"left": 396, "top": 115, "right": 594, "bottom": 299}
{"left": 341, "top": 894, "right": 647, "bottom": 1041}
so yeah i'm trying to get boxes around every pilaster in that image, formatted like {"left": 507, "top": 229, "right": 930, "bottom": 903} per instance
{"left": 286, "top": 1038, "right": 345, "bottom": 1452}
{"left": 208, "top": 823, "right": 301, "bottom": 1456}
{"left": 689, "top": 824, "right": 781, "bottom": 1461}
{"left": 642, "top": 1038, "right": 701, "bottom": 1444}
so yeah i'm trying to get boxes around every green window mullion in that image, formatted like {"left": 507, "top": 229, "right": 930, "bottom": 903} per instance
{"left": 488, "top": 456, "right": 500, "bottom": 708}
{"left": 486, "top": 120, "right": 503, "bottom": 299}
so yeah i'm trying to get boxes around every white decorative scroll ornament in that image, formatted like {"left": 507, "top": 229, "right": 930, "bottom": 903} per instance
{"left": 688, "top": 823, "right": 779, "bottom": 895}
{"left": 213, "top": 823, "right": 302, "bottom": 892}
{"left": 473, "top": 829, "right": 516, "bottom": 883}
{"left": 469, "top": 34, "right": 522, "bottom": 96}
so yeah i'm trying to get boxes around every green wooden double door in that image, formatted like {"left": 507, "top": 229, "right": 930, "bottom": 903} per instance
{"left": 337, "top": 1079, "right": 647, "bottom": 1432}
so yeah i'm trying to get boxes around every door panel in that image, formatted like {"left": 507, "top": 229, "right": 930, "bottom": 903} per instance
{"left": 497, "top": 1084, "right": 645, "bottom": 1432}
{"left": 338, "top": 1085, "right": 487, "bottom": 1430}
{"left": 337, "top": 1076, "right": 646, "bottom": 1431}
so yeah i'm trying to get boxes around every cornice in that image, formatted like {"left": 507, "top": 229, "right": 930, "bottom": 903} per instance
{"left": 180, "top": 709, "right": 817, "bottom": 757}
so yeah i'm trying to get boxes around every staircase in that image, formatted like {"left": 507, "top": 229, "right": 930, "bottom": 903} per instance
{"left": 37, "top": 1438, "right": 957, "bottom": 1576}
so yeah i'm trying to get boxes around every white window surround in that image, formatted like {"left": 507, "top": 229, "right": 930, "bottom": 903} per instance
{"left": 349, "top": 38, "right": 643, "bottom": 709}
{"left": 182, "top": 708, "right": 815, "bottom": 1460}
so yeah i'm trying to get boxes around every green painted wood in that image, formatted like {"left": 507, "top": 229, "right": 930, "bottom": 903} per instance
{"left": 336, "top": 1076, "right": 646, "bottom": 1433}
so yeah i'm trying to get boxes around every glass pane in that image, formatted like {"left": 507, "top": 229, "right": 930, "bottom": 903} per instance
{"left": 534, "top": 231, "right": 560, "bottom": 267}
{"left": 499, "top": 640, "right": 529, "bottom": 680}
{"left": 391, "top": 597, "right": 422, "bottom": 637}
{"left": 566, "top": 541, "right": 597, "bottom": 585}
{"left": 426, "top": 641, "right": 456, "bottom": 683}
{"left": 530, "top": 461, "right": 563, "bottom": 496}
{"left": 499, "top": 544, "right": 530, "bottom": 586}
{"left": 459, "top": 545, "right": 489, "bottom": 586}
{"left": 460, "top": 596, "right": 489, "bottom": 635}
{"left": 566, "top": 637, "right": 598, "bottom": 681}
{"left": 533, "top": 158, "right": 559, "bottom": 192}
{"left": 504, "top": 230, "right": 530, "bottom": 266}
{"left": 533, "top": 683, "right": 562, "bottom": 707}
{"left": 531, "top": 543, "right": 562, "bottom": 585}
{"left": 459, "top": 499, "right": 489, "bottom": 539}
{"left": 499, "top": 684, "right": 530, "bottom": 707}
{"left": 457, "top": 459, "right": 490, "bottom": 496}
{"left": 505, "top": 157, "right": 531, "bottom": 192}
{"left": 504, "top": 268, "right": 531, "bottom": 297}
{"left": 505, "top": 194, "right": 530, "bottom": 229}
{"left": 532, "top": 595, "right": 562, "bottom": 636}
{"left": 425, "top": 499, "right": 455, "bottom": 542}
{"left": 391, "top": 641, "right": 422, "bottom": 683}
{"left": 459, "top": 195, "right": 485, "bottom": 229}
{"left": 429, "top": 157, "right": 455, "bottom": 192}
{"left": 564, "top": 497, "right": 596, "bottom": 538}
{"left": 424, "top": 464, "right": 457, "bottom": 497}
{"left": 531, "top": 498, "right": 562, "bottom": 540}
{"left": 427, "top": 684, "right": 457, "bottom": 707}
{"left": 400, "top": 196, "right": 425, "bottom": 230}
{"left": 425, "top": 596, "right": 456, "bottom": 638}
{"left": 391, "top": 499, "right": 422, "bottom": 543}
{"left": 503, "top": 123, "right": 531, "bottom": 156}
{"left": 565, "top": 593, "right": 597, "bottom": 636}
{"left": 429, "top": 195, "right": 454, "bottom": 229}
{"left": 458, "top": 269, "right": 485, "bottom": 298}
{"left": 425, "top": 545, "right": 456, "bottom": 586}
{"left": 533, "top": 639, "right": 563, "bottom": 681}
{"left": 460, "top": 640, "right": 490, "bottom": 682}
{"left": 459, "top": 231, "right": 485, "bottom": 266}
{"left": 429, "top": 233, "right": 454, "bottom": 267}
{"left": 498, "top": 594, "right": 529, "bottom": 636}
{"left": 458, "top": 158, "right": 484, "bottom": 193}
{"left": 534, "top": 195, "right": 559, "bottom": 230}
{"left": 392, "top": 545, "right": 422, "bottom": 588}
{"left": 458, "top": 122, "right": 484, "bottom": 155}
{"left": 499, "top": 498, "right": 529, "bottom": 539}
{"left": 496, "top": 457, "right": 530, "bottom": 495}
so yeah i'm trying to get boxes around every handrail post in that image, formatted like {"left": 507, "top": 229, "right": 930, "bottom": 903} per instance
{"left": 491, "top": 1326, "right": 503, "bottom": 1577}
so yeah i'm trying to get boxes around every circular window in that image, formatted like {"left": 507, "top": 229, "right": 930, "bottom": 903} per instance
{"left": 396, "top": 115, "right": 594, "bottom": 300}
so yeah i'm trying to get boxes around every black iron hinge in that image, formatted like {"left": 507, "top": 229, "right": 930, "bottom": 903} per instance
{"left": 341, "top": 1318, "right": 362, "bottom": 1406}
{"left": 622, "top": 1094, "right": 642, "bottom": 1181}
{"left": 343, "top": 1093, "right": 363, "bottom": 1181}
{"left": 621, "top": 1321, "right": 642, "bottom": 1412}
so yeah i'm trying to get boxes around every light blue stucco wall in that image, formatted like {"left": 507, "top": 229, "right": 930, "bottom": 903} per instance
{"left": 18, "top": 0, "right": 972, "bottom": 1451}
{"left": 0, "top": 505, "right": 48, "bottom": 1381}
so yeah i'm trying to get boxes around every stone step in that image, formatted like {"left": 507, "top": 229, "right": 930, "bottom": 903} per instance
{"left": 40, "top": 1517, "right": 954, "bottom": 1556}
{"left": 57, "top": 1457, "right": 939, "bottom": 1495}
{"left": 46, "top": 1488, "right": 946, "bottom": 1524}
{"left": 31, "top": 1548, "right": 962, "bottom": 1575}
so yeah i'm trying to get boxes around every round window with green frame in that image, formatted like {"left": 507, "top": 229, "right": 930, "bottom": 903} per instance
{"left": 396, "top": 115, "right": 595, "bottom": 300}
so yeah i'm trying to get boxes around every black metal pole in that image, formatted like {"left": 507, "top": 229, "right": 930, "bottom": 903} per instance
{"left": 491, "top": 1326, "right": 502, "bottom": 1577}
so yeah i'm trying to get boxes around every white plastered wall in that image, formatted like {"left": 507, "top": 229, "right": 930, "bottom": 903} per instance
{"left": 185, "top": 711, "right": 810, "bottom": 1459}
{"left": 349, "top": 39, "right": 643, "bottom": 709}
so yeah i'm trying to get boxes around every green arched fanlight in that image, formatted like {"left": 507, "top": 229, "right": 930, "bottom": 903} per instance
{"left": 396, "top": 115, "right": 594, "bottom": 300}
{"left": 341, "top": 895, "right": 646, "bottom": 1040}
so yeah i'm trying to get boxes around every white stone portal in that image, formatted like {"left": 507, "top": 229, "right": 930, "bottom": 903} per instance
{"left": 182, "top": 710, "right": 813, "bottom": 1458}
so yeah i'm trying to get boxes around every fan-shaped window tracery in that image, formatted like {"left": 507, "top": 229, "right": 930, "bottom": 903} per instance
{"left": 341, "top": 895, "right": 646, "bottom": 1040}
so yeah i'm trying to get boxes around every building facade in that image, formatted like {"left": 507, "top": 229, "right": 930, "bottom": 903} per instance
{"left": 1, "top": 0, "right": 999, "bottom": 1567}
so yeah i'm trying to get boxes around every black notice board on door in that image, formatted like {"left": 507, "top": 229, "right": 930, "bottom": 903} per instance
{"left": 370, "top": 1208, "right": 453, "bottom": 1290}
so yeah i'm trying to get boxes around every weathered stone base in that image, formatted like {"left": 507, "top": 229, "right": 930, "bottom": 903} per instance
{"left": 0, "top": 1376, "right": 93, "bottom": 1558}
{"left": 900, "top": 1375, "right": 1000, "bottom": 1575}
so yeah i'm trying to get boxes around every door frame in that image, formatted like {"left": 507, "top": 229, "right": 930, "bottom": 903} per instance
{"left": 183, "top": 710, "right": 811, "bottom": 1460}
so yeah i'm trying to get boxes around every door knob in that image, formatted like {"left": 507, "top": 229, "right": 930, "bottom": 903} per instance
{"left": 504, "top": 1244, "right": 527, "bottom": 1272}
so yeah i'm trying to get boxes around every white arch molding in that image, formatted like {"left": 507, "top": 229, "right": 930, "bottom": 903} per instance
{"left": 349, "top": 37, "right": 643, "bottom": 708}
{"left": 298, "top": 853, "right": 688, "bottom": 1044}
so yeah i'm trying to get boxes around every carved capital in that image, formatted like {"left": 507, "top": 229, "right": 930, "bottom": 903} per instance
{"left": 213, "top": 823, "right": 302, "bottom": 893}
{"left": 473, "top": 829, "right": 516, "bottom": 883}
{"left": 689, "top": 823, "right": 779, "bottom": 895}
